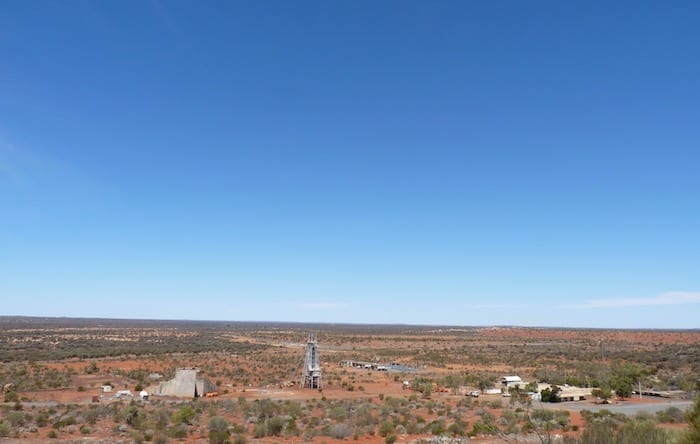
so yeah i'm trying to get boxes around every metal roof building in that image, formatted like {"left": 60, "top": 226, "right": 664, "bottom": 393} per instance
{"left": 501, "top": 376, "right": 523, "bottom": 388}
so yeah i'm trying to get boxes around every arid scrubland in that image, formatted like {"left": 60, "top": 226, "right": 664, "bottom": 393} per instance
{"left": 1, "top": 317, "right": 698, "bottom": 443}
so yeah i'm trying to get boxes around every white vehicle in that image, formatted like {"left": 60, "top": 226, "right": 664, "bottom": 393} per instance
{"left": 115, "top": 390, "right": 133, "bottom": 399}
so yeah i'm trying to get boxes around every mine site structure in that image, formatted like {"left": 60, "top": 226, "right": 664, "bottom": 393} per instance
{"left": 301, "top": 332, "right": 322, "bottom": 389}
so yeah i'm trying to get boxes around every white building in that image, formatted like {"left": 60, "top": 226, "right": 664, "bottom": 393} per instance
{"left": 500, "top": 376, "right": 523, "bottom": 388}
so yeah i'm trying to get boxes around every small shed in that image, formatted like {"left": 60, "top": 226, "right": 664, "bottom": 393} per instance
{"left": 500, "top": 376, "right": 523, "bottom": 388}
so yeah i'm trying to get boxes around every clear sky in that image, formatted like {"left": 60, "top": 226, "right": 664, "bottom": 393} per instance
{"left": 1, "top": 1, "right": 699, "bottom": 328}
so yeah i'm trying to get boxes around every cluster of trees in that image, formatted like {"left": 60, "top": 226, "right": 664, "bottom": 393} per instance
{"left": 540, "top": 385, "right": 561, "bottom": 403}
{"left": 537, "top": 361, "right": 665, "bottom": 403}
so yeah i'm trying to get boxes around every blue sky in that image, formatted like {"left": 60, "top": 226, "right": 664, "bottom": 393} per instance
{"left": 1, "top": 1, "right": 699, "bottom": 328}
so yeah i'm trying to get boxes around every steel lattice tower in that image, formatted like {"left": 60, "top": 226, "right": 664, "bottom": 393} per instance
{"left": 301, "top": 333, "right": 322, "bottom": 389}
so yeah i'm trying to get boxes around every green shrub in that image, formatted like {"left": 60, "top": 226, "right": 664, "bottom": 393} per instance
{"left": 6, "top": 411, "right": 25, "bottom": 427}
{"left": 4, "top": 391, "right": 18, "bottom": 403}
{"left": 469, "top": 420, "right": 496, "bottom": 436}
{"left": 328, "top": 423, "right": 352, "bottom": 439}
{"left": 208, "top": 416, "right": 230, "bottom": 444}
{"left": 448, "top": 420, "right": 468, "bottom": 436}
{"left": 253, "top": 422, "right": 267, "bottom": 438}
{"left": 266, "top": 415, "right": 285, "bottom": 436}
{"left": 173, "top": 406, "right": 196, "bottom": 425}
{"left": 428, "top": 419, "right": 446, "bottom": 435}
{"left": 168, "top": 425, "right": 187, "bottom": 439}
{"left": 379, "top": 421, "right": 395, "bottom": 437}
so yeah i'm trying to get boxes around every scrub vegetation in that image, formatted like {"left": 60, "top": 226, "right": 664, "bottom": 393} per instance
{"left": 0, "top": 317, "right": 698, "bottom": 443}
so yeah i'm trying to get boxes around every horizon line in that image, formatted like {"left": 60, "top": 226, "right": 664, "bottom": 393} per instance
{"left": 1, "top": 315, "right": 698, "bottom": 332}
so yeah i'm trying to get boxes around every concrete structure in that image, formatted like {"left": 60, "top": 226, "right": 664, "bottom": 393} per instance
{"left": 501, "top": 376, "right": 523, "bottom": 388}
{"left": 301, "top": 333, "right": 322, "bottom": 389}
{"left": 151, "top": 368, "right": 217, "bottom": 398}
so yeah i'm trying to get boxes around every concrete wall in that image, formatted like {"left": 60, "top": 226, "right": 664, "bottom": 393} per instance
{"left": 151, "top": 369, "right": 217, "bottom": 398}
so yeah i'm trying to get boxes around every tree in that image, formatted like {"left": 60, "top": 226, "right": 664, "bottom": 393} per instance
{"left": 612, "top": 361, "right": 642, "bottom": 382}
{"left": 541, "top": 386, "right": 561, "bottom": 403}
{"left": 611, "top": 377, "right": 633, "bottom": 399}
{"left": 524, "top": 381, "right": 539, "bottom": 393}
{"left": 477, "top": 374, "right": 495, "bottom": 391}
{"left": 411, "top": 378, "right": 433, "bottom": 398}
{"left": 591, "top": 387, "right": 612, "bottom": 403}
